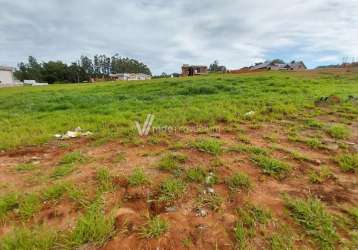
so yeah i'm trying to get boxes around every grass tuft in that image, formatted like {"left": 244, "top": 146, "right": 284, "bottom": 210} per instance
{"left": 252, "top": 155, "right": 291, "bottom": 179}
{"left": 284, "top": 196, "right": 338, "bottom": 249}
{"left": 140, "top": 216, "right": 169, "bottom": 239}
{"left": 336, "top": 153, "right": 358, "bottom": 173}
{"left": 309, "top": 166, "right": 334, "bottom": 184}
{"left": 65, "top": 200, "right": 115, "bottom": 248}
{"left": 0, "top": 226, "right": 57, "bottom": 250}
{"left": 327, "top": 124, "right": 350, "bottom": 139}
{"left": 127, "top": 168, "right": 150, "bottom": 187}
{"left": 96, "top": 168, "right": 115, "bottom": 192}
{"left": 159, "top": 178, "right": 186, "bottom": 202}
{"left": 18, "top": 194, "right": 41, "bottom": 220}
{"left": 186, "top": 167, "right": 206, "bottom": 183}
{"left": 158, "top": 153, "right": 187, "bottom": 172}
{"left": 226, "top": 172, "right": 251, "bottom": 191}
{"left": 192, "top": 138, "right": 223, "bottom": 155}
{"left": 15, "top": 163, "right": 37, "bottom": 172}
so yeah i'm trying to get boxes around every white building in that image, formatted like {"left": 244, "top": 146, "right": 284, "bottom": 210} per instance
{"left": 0, "top": 66, "right": 19, "bottom": 87}
{"left": 109, "top": 73, "right": 151, "bottom": 81}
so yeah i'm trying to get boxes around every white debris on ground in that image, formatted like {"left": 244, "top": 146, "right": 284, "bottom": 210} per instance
{"left": 54, "top": 127, "right": 93, "bottom": 140}
{"left": 244, "top": 111, "right": 256, "bottom": 117}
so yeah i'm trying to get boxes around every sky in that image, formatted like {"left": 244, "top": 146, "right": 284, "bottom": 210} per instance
{"left": 0, "top": 0, "right": 358, "bottom": 74}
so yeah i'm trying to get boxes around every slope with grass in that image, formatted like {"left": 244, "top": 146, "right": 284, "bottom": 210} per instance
{"left": 0, "top": 70, "right": 357, "bottom": 249}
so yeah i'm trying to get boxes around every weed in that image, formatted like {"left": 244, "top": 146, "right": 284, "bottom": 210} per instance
{"left": 18, "top": 194, "right": 41, "bottom": 220}
{"left": 0, "top": 226, "right": 57, "bottom": 250}
{"left": 306, "top": 138, "right": 323, "bottom": 149}
{"left": 309, "top": 166, "right": 334, "bottom": 184}
{"left": 42, "top": 183, "right": 67, "bottom": 201}
{"left": 233, "top": 222, "right": 247, "bottom": 249}
{"left": 205, "top": 172, "right": 219, "bottom": 186}
{"left": 252, "top": 155, "right": 291, "bottom": 179}
{"left": 15, "top": 163, "right": 37, "bottom": 172}
{"left": 269, "top": 228, "right": 293, "bottom": 250}
{"left": 158, "top": 153, "right": 187, "bottom": 172}
{"left": 237, "top": 134, "right": 251, "bottom": 144}
{"left": 327, "top": 124, "right": 350, "bottom": 139}
{"left": 66, "top": 200, "right": 115, "bottom": 248}
{"left": 192, "top": 138, "right": 223, "bottom": 155}
{"left": 226, "top": 172, "right": 251, "bottom": 191}
{"left": 59, "top": 151, "right": 87, "bottom": 165}
{"left": 159, "top": 178, "right": 186, "bottom": 202}
{"left": 128, "top": 168, "right": 150, "bottom": 187}
{"left": 113, "top": 152, "right": 126, "bottom": 163}
{"left": 196, "top": 192, "right": 223, "bottom": 211}
{"left": 284, "top": 196, "right": 338, "bottom": 249}
{"left": 228, "top": 144, "right": 268, "bottom": 156}
{"left": 210, "top": 158, "right": 224, "bottom": 168}
{"left": 305, "top": 119, "right": 323, "bottom": 128}
{"left": 186, "top": 167, "right": 206, "bottom": 183}
{"left": 0, "top": 193, "right": 19, "bottom": 221}
{"left": 140, "top": 216, "right": 169, "bottom": 238}
{"left": 96, "top": 168, "right": 114, "bottom": 192}
{"left": 51, "top": 164, "right": 76, "bottom": 179}
{"left": 336, "top": 153, "right": 358, "bottom": 173}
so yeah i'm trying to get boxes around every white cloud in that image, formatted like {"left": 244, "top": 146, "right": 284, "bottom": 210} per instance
{"left": 0, "top": 0, "right": 357, "bottom": 73}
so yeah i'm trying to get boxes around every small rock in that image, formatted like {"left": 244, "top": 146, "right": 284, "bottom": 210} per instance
{"left": 207, "top": 187, "right": 215, "bottom": 194}
{"left": 325, "top": 143, "right": 339, "bottom": 151}
{"left": 196, "top": 208, "right": 208, "bottom": 217}
{"left": 314, "top": 159, "right": 322, "bottom": 165}
{"left": 165, "top": 206, "right": 177, "bottom": 212}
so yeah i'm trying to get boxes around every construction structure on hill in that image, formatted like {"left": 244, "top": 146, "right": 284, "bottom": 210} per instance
{"left": 182, "top": 65, "right": 208, "bottom": 76}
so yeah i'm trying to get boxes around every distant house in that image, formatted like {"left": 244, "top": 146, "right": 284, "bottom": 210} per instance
{"left": 182, "top": 65, "right": 208, "bottom": 76}
{"left": 109, "top": 73, "right": 151, "bottom": 81}
{"left": 250, "top": 61, "right": 306, "bottom": 71}
{"left": 0, "top": 66, "right": 19, "bottom": 87}
{"left": 23, "top": 80, "right": 48, "bottom": 86}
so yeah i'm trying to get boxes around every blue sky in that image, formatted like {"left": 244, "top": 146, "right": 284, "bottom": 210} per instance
{"left": 0, "top": 0, "right": 357, "bottom": 74}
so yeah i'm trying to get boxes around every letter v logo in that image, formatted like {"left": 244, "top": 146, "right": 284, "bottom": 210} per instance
{"left": 135, "top": 114, "right": 155, "bottom": 136}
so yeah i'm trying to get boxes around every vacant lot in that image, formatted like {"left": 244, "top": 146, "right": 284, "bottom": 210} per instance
{"left": 0, "top": 70, "right": 357, "bottom": 249}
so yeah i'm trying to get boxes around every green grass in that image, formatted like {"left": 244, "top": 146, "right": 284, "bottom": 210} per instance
{"left": 51, "top": 151, "right": 88, "bottom": 179}
{"left": 65, "top": 200, "right": 115, "bottom": 248}
{"left": 59, "top": 151, "right": 87, "bottom": 165}
{"left": 0, "top": 72, "right": 357, "bottom": 151}
{"left": 140, "top": 216, "right": 169, "bottom": 239}
{"left": 0, "top": 226, "right": 57, "bottom": 250}
{"left": 196, "top": 192, "right": 223, "bottom": 211}
{"left": 336, "top": 153, "right": 358, "bottom": 173}
{"left": 96, "top": 168, "right": 114, "bottom": 192}
{"left": 127, "top": 168, "right": 150, "bottom": 187}
{"left": 252, "top": 155, "right": 291, "bottom": 179}
{"left": 284, "top": 196, "right": 338, "bottom": 249}
{"left": 192, "top": 138, "right": 223, "bottom": 155}
{"left": 309, "top": 166, "right": 334, "bottom": 184}
{"left": 186, "top": 167, "right": 206, "bottom": 183}
{"left": 14, "top": 163, "right": 37, "bottom": 172}
{"left": 0, "top": 193, "right": 20, "bottom": 221}
{"left": 234, "top": 204, "right": 271, "bottom": 249}
{"left": 158, "top": 153, "right": 187, "bottom": 172}
{"left": 42, "top": 183, "right": 68, "bottom": 201}
{"left": 18, "top": 194, "right": 41, "bottom": 220}
{"left": 226, "top": 172, "right": 252, "bottom": 191}
{"left": 159, "top": 178, "right": 186, "bottom": 202}
{"left": 327, "top": 124, "right": 351, "bottom": 139}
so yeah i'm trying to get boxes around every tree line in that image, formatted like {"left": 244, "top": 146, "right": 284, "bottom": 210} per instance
{"left": 14, "top": 54, "right": 152, "bottom": 84}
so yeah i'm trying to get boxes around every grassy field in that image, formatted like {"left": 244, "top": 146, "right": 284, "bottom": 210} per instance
{"left": 0, "top": 70, "right": 357, "bottom": 249}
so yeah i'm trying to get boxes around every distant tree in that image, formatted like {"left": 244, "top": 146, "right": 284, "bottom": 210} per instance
{"left": 271, "top": 59, "right": 286, "bottom": 64}
{"left": 209, "top": 60, "right": 220, "bottom": 72}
